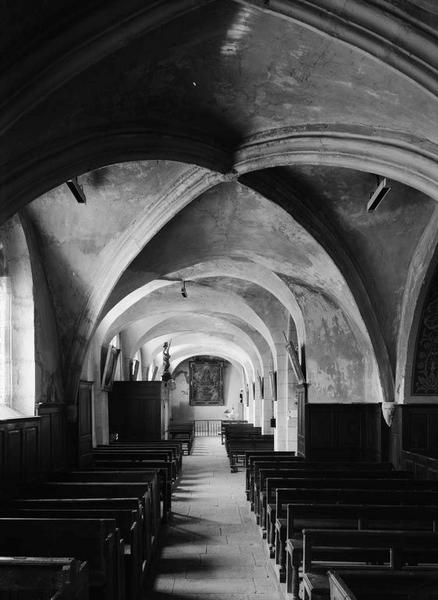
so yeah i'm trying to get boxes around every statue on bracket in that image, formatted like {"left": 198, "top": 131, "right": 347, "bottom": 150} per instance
{"left": 162, "top": 341, "right": 172, "bottom": 382}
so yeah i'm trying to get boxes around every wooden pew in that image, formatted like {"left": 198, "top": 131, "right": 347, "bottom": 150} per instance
{"left": 20, "top": 481, "right": 150, "bottom": 515}
{"left": 273, "top": 487, "right": 438, "bottom": 581}
{"left": 300, "top": 529, "right": 438, "bottom": 600}
{"left": 91, "top": 460, "right": 172, "bottom": 518}
{"left": 328, "top": 569, "right": 438, "bottom": 600}
{"left": 227, "top": 437, "right": 275, "bottom": 472}
{"left": 220, "top": 420, "right": 247, "bottom": 443}
{"left": 1, "top": 496, "right": 147, "bottom": 572}
{"left": 2, "top": 505, "right": 142, "bottom": 600}
{"left": 224, "top": 425, "right": 261, "bottom": 440}
{"left": 17, "top": 481, "right": 154, "bottom": 578}
{"left": 104, "top": 443, "right": 183, "bottom": 473}
{"left": 224, "top": 428, "right": 263, "bottom": 451}
{"left": 285, "top": 503, "right": 438, "bottom": 598}
{"left": 51, "top": 470, "right": 161, "bottom": 540}
{"left": 259, "top": 471, "right": 414, "bottom": 541}
{"left": 92, "top": 449, "right": 177, "bottom": 485}
{"left": 92, "top": 449, "right": 177, "bottom": 481}
{"left": 167, "top": 423, "right": 194, "bottom": 454}
{"left": 220, "top": 421, "right": 250, "bottom": 444}
{"left": 250, "top": 461, "right": 400, "bottom": 514}
{"left": 0, "top": 556, "right": 89, "bottom": 600}
{"left": 248, "top": 460, "right": 396, "bottom": 509}
{"left": 0, "top": 518, "right": 121, "bottom": 600}
{"left": 244, "top": 451, "right": 298, "bottom": 499}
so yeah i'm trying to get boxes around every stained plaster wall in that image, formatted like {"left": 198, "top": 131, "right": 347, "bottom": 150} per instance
{"left": 21, "top": 214, "right": 63, "bottom": 405}
{"left": 170, "top": 359, "right": 243, "bottom": 422}
{"left": 395, "top": 207, "right": 438, "bottom": 404}
{"left": 281, "top": 166, "right": 436, "bottom": 371}
{"left": 291, "top": 285, "right": 382, "bottom": 404}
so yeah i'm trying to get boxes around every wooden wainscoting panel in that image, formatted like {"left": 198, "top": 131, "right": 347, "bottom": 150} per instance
{"left": 37, "top": 404, "right": 66, "bottom": 473}
{"left": 39, "top": 414, "right": 51, "bottom": 475}
{"left": 51, "top": 411, "right": 66, "bottom": 470}
{"left": 0, "top": 429, "right": 5, "bottom": 481}
{"left": 306, "top": 403, "right": 381, "bottom": 461}
{"left": 77, "top": 382, "right": 93, "bottom": 468}
{"left": 5, "top": 428, "right": 22, "bottom": 480}
{"left": 23, "top": 425, "right": 39, "bottom": 479}
{"left": 402, "top": 405, "right": 438, "bottom": 458}
{"left": 109, "top": 381, "right": 162, "bottom": 441}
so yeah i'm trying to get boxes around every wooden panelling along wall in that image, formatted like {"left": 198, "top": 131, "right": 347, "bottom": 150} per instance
{"left": 77, "top": 381, "right": 93, "bottom": 468}
{"left": 396, "top": 404, "right": 438, "bottom": 479}
{"left": 0, "top": 418, "right": 39, "bottom": 484}
{"left": 298, "top": 401, "right": 383, "bottom": 461}
{"left": 109, "top": 381, "right": 162, "bottom": 442}
{"left": 0, "top": 403, "right": 66, "bottom": 488}
{"left": 402, "top": 404, "right": 438, "bottom": 456}
{"left": 38, "top": 402, "right": 66, "bottom": 475}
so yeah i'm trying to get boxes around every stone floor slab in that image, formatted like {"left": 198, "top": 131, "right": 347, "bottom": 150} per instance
{"left": 148, "top": 437, "right": 283, "bottom": 600}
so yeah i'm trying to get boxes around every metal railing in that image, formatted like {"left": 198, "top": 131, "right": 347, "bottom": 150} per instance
{"left": 194, "top": 419, "right": 221, "bottom": 437}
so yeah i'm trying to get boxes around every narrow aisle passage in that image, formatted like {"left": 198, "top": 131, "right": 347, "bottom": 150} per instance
{"left": 149, "top": 437, "right": 283, "bottom": 599}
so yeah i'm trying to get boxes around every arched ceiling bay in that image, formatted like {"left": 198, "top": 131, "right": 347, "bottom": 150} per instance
{"left": 2, "top": 0, "right": 437, "bottom": 174}
{"left": 100, "top": 281, "right": 277, "bottom": 367}
{"left": 22, "top": 155, "right": 437, "bottom": 406}
{"left": 126, "top": 313, "right": 267, "bottom": 365}
{"left": 107, "top": 181, "right": 356, "bottom": 309}
{"left": 142, "top": 331, "right": 260, "bottom": 380}
{"left": 244, "top": 165, "right": 437, "bottom": 366}
{"left": 4, "top": 0, "right": 436, "bottom": 405}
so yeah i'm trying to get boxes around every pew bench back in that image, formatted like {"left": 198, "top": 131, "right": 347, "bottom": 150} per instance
{"left": 0, "top": 518, "right": 119, "bottom": 600}
{"left": 328, "top": 569, "right": 438, "bottom": 600}
{"left": 0, "top": 557, "right": 89, "bottom": 600}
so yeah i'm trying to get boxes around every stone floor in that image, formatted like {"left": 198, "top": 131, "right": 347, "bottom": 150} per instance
{"left": 147, "top": 436, "right": 284, "bottom": 600}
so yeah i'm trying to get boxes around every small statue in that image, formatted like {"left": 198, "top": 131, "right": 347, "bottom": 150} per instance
{"left": 162, "top": 341, "right": 172, "bottom": 382}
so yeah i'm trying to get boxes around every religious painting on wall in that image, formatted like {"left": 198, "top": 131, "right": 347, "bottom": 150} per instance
{"left": 189, "top": 357, "right": 225, "bottom": 406}
{"left": 413, "top": 266, "right": 438, "bottom": 395}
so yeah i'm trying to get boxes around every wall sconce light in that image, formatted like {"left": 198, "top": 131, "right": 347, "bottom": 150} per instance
{"left": 66, "top": 176, "right": 87, "bottom": 204}
{"left": 367, "top": 176, "right": 391, "bottom": 212}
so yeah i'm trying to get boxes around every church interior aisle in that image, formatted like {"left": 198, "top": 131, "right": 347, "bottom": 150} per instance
{"left": 148, "top": 436, "right": 282, "bottom": 599}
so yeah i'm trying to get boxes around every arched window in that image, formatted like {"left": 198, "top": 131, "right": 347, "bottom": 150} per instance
{"left": 0, "top": 216, "right": 36, "bottom": 418}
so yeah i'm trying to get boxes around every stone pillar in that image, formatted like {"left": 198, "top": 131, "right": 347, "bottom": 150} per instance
{"left": 274, "top": 347, "right": 288, "bottom": 450}
{"left": 252, "top": 376, "right": 262, "bottom": 427}
{"left": 161, "top": 382, "right": 170, "bottom": 439}
{"left": 91, "top": 337, "right": 108, "bottom": 446}
{"left": 119, "top": 330, "right": 131, "bottom": 380}
{"left": 286, "top": 364, "right": 298, "bottom": 452}
{"left": 140, "top": 346, "right": 148, "bottom": 380}
{"left": 261, "top": 358, "right": 273, "bottom": 435}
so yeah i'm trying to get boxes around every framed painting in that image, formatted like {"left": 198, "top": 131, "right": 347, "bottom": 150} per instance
{"left": 189, "top": 358, "right": 224, "bottom": 406}
{"left": 101, "top": 345, "right": 120, "bottom": 391}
